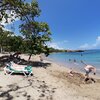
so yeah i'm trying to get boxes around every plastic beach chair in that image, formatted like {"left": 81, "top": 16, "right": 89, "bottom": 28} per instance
{"left": 4, "top": 63, "right": 33, "bottom": 76}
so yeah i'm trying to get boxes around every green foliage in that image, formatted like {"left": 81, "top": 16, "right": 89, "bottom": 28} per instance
{"left": 0, "top": 0, "right": 51, "bottom": 57}
{"left": 8, "top": 36, "right": 23, "bottom": 52}
{"left": 0, "top": 29, "right": 14, "bottom": 52}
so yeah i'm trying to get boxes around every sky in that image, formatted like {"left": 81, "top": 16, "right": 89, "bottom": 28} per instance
{"left": 4, "top": 0, "right": 100, "bottom": 50}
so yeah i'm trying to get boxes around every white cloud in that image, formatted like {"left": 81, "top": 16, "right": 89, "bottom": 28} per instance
{"left": 47, "top": 40, "right": 68, "bottom": 49}
{"left": 79, "top": 36, "right": 100, "bottom": 49}
{"left": 79, "top": 43, "right": 90, "bottom": 49}
{"left": 97, "top": 36, "right": 100, "bottom": 41}
{"left": 48, "top": 42, "right": 63, "bottom": 49}
{"left": 57, "top": 40, "right": 68, "bottom": 44}
{"left": 93, "top": 36, "right": 100, "bottom": 47}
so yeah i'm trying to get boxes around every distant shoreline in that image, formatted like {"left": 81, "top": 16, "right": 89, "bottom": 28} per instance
{"left": 49, "top": 49, "right": 85, "bottom": 53}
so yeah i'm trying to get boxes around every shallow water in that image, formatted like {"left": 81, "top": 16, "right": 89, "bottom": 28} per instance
{"left": 47, "top": 50, "right": 100, "bottom": 76}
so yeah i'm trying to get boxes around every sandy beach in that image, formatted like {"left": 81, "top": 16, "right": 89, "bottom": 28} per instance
{"left": 0, "top": 54, "right": 100, "bottom": 100}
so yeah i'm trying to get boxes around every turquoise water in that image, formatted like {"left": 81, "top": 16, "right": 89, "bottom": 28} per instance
{"left": 47, "top": 50, "right": 100, "bottom": 74}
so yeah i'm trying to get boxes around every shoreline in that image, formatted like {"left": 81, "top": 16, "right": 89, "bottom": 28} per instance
{"left": 0, "top": 54, "right": 100, "bottom": 100}
{"left": 45, "top": 56, "right": 100, "bottom": 79}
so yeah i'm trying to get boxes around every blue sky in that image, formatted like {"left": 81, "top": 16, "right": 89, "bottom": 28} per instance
{"left": 4, "top": 0, "right": 100, "bottom": 50}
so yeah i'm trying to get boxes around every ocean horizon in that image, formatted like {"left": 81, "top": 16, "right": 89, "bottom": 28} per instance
{"left": 47, "top": 49, "right": 100, "bottom": 75}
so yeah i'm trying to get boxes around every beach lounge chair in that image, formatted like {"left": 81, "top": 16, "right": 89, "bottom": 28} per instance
{"left": 4, "top": 63, "right": 33, "bottom": 76}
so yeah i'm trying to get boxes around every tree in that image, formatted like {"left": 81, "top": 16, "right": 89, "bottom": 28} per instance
{"left": 7, "top": 35, "right": 23, "bottom": 52}
{"left": 0, "top": 0, "right": 51, "bottom": 60}
{"left": 0, "top": 28, "right": 14, "bottom": 53}
{"left": 18, "top": 0, "right": 51, "bottom": 60}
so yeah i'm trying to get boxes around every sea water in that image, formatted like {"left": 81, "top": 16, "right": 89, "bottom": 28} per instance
{"left": 47, "top": 50, "right": 100, "bottom": 75}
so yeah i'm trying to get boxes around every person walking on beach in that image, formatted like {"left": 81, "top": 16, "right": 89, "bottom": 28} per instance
{"left": 39, "top": 55, "right": 43, "bottom": 62}
{"left": 39, "top": 55, "right": 45, "bottom": 68}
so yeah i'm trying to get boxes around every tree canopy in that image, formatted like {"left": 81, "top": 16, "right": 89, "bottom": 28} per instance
{"left": 0, "top": 0, "right": 51, "bottom": 59}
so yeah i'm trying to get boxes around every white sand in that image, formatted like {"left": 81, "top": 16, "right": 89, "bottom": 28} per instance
{"left": 0, "top": 54, "right": 100, "bottom": 100}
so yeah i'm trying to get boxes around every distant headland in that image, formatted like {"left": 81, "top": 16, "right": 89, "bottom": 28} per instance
{"left": 49, "top": 48, "right": 84, "bottom": 53}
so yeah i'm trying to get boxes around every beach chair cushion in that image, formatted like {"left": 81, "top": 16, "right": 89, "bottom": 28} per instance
{"left": 4, "top": 63, "right": 33, "bottom": 76}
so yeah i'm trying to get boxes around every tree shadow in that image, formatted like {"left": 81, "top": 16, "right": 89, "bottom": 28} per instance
{"left": 0, "top": 79, "right": 33, "bottom": 100}
{"left": 0, "top": 89, "right": 14, "bottom": 100}
{"left": 0, "top": 55, "right": 51, "bottom": 69}
{"left": 0, "top": 77, "right": 56, "bottom": 100}
{"left": 0, "top": 55, "right": 11, "bottom": 67}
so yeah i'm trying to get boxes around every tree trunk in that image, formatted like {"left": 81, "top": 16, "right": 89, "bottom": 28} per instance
{"left": 0, "top": 46, "right": 2, "bottom": 53}
{"left": 28, "top": 54, "right": 32, "bottom": 61}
